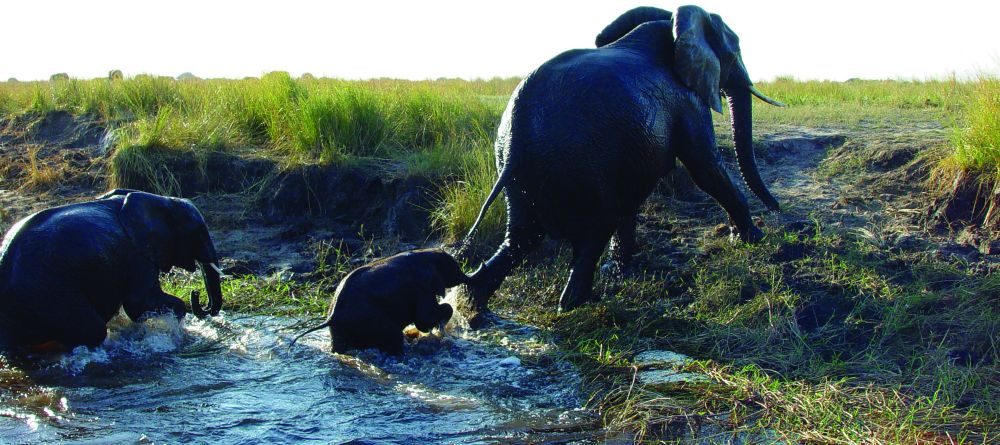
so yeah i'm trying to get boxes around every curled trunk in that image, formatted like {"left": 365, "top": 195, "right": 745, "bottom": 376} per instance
{"left": 726, "top": 87, "right": 780, "bottom": 212}
{"left": 195, "top": 261, "right": 223, "bottom": 317}
{"left": 192, "top": 236, "right": 223, "bottom": 318}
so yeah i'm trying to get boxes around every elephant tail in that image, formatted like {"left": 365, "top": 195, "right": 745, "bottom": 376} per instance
{"left": 288, "top": 319, "right": 332, "bottom": 347}
{"left": 461, "top": 166, "right": 510, "bottom": 248}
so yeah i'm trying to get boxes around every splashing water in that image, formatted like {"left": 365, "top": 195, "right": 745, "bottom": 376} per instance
{"left": 0, "top": 311, "right": 597, "bottom": 444}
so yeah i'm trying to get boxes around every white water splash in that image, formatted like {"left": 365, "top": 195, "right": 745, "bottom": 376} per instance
{"left": 441, "top": 287, "right": 469, "bottom": 331}
{"left": 55, "top": 311, "right": 188, "bottom": 374}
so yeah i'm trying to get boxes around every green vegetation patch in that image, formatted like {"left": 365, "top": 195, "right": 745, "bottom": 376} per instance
{"left": 927, "top": 75, "right": 1000, "bottom": 230}
{"left": 514, "top": 222, "right": 1000, "bottom": 443}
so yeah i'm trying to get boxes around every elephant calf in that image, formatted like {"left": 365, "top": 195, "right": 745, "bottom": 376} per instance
{"left": 292, "top": 249, "right": 468, "bottom": 355}
{"left": 0, "top": 189, "right": 224, "bottom": 352}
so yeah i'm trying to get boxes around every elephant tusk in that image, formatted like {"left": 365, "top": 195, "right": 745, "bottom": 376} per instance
{"left": 749, "top": 85, "right": 787, "bottom": 107}
{"left": 209, "top": 262, "right": 229, "bottom": 278}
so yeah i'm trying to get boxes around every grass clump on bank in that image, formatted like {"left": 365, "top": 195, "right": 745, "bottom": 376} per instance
{"left": 926, "top": 75, "right": 1000, "bottom": 229}
{"left": 947, "top": 76, "right": 1000, "bottom": 173}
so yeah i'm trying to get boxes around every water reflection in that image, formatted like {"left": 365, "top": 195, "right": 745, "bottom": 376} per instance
{"left": 0, "top": 312, "right": 596, "bottom": 444}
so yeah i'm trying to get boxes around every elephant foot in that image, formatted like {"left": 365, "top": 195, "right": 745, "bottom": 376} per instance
{"left": 599, "top": 260, "right": 634, "bottom": 278}
{"left": 731, "top": 224, "right": 764, "bottom": 244}
{"left": 558, "top": 290, "right": 594, "bottom": 313}
{"left": 466, "top": 310, "right": 504, "bottom": 330}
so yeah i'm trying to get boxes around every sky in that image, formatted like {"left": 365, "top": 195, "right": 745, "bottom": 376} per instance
{"left": 2, "top": 0, "right": 998, "bottom": 82}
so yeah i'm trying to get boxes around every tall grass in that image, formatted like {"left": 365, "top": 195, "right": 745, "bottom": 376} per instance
{"left": 950, "top": 76, "right": 1000, "bottom": 174}
{"left": 0, "top": 73, "right": 514, "bottom": 161}
{"left": 430, "top": 142, "right": 505, "bottom": 243}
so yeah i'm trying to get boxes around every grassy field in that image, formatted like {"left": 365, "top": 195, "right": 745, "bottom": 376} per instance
{"left": 2, "top": 73, "right": 999, "bottom": 443}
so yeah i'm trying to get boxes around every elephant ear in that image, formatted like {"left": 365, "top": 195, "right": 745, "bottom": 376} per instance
{"left": 673, "top": 5, "right": 742, "bottom": 113}
{"left": 595, "top": 6, "right": 673, "bottom": 47}
{"left": 119, "top": 192, "right": 174, "bottom": 272}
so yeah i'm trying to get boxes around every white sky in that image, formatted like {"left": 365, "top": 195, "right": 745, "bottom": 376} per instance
{"left": 2, "top": 0, "right": 998, "bottom": 82}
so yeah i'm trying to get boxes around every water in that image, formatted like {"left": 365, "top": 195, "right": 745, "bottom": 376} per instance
{"left": 0, "top": 312, "right": 597, "bottom": 444}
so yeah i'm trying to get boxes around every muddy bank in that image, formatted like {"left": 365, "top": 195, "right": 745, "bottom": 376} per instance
{"left": 5, "top": 112, "right": 999, "bottom": 277}
{"left": 1, "top": 112, "right": 455, "bottom": 276}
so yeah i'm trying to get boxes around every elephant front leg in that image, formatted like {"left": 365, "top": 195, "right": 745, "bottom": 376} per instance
{"left": 676, "top": 128, "right": 762, "bottom": 242}
{"left": 123, "top": 287, "right": 187, "bottom": 322}
{"left": 560, "top": 237, "right": 608, "bottom": 312}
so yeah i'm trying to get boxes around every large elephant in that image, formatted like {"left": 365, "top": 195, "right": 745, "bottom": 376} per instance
{"left": 0, "top": 189, "right": 224, "bottom": 351}
{"left": 460, "top": 5, "right": 784, "bottom": 322}
{"left": 291, "top": 249, "right": 467, "bottom": 355}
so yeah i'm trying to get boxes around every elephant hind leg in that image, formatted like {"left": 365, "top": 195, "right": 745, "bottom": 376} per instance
{"left": 31, "top": 301, "right": 108, "bottom": 349}
{"left": 560, "top": 236, "right": 611, "bottom": 312}
{"left": 336, "top": 316, "right": 405, "bottom": 355}
{"left": 605, "top": 213, "right": 638, "bottom": 275}
{"left": 464, "top": 204, "right": 544, "bottom": 318}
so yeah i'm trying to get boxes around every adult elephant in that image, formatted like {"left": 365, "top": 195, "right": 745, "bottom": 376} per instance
{"left": 0, "top": 189, "right": 224, "bottom": 351}
{"left": 460, "top": 5, "right": 784, "bottom": 323}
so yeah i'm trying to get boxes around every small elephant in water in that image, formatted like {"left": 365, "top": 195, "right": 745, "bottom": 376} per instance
{"left": 460, "top": 6, "right": 784, "bottom": 323}
{"left": 292, "top": 249, "right": 468, "bottom": 355}
{"left": 0, "top": 189, "right": 224, "bottom": 351}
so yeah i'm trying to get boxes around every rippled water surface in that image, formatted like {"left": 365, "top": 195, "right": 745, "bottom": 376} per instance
{"left": 0, "top": 313, "right": 596, "bottom": 444}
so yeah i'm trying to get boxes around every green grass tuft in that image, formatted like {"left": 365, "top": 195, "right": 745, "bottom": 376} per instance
{"left": 951, "top": 76, "right": 1000, "bottom": 174}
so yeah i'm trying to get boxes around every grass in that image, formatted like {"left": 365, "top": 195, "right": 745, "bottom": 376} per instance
{"left": 748, "top": 76, "right": 971, "bottom": 127}
{"left": 485, "top": 223, "right": 999, "bottom": 443}
{"left": 22, "top": 146, "right": 62, "bottom": 190}
{"left": 429, "top": 142, "right": 506, "bottom": 244}
{"left": 944, "top": 76, "right": 1000, "bottom": 178}
{"left": 0, "top": 73, "right": 511, "bottom": 160}
{"left": 924, "top": 75, "right": 1000, "bottom": 229}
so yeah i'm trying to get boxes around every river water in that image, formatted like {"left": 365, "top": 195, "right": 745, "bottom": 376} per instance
{"left": 0, "top": 312, "right": 598, "bottom": 444}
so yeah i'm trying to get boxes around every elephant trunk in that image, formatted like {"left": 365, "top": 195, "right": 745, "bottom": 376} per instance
{"left": 196, "top": 261, "right": 223, "bottom": 317}
{"left": 726, "top": 87, "right": 780, "bottom": 212}
{"left": 193, "top": 238, "right": 223, "bottom": 318}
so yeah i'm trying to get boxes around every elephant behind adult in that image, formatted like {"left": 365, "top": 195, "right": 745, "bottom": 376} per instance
{"left": 0, "top": 189, "right": 224, "bottom": 351}
{"left": 460, "top": 5, "right": 784, "bottom": 323}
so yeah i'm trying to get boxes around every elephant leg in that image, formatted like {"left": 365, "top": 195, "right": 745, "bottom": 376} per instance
{"left": 676, "top": 131, "right": 762, "bottom": 242}
{"left": 605, "top": 213, "right": 637, "bottom": 275}
{"left": 342, "top": 316, "right": 405, "bottom": 355}
{"left": 123, "top": 287, "right": 187, "bottom": 322}
{"left": 463, "top": 204, "right": 543, "bottom": 324}
{"left": 31, "top": 301, "right": 108, "bottom": 349}
{"left": 560, "top": 237, "right": 610, "bottom": 312}
{"left": 374, "top": 329, "right": 405, "bottom": 356}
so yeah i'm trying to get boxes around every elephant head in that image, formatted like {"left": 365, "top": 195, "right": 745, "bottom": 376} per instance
{"left": 672, "top": 5, "right": 784, "bottom": 211}
{"left": 119, "top": 191, "right": 223, "bottom": 318}
{"left": 597, "top": 5, "right": 784, "bottom": 212}
{"left": 413, "top": 250, "right": 466, "bottom": 332}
